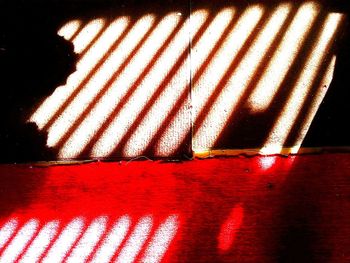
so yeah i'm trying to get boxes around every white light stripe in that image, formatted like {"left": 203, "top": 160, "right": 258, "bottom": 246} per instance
{"left": 192, "top": 6, "right": 263, "bottom": 120}
{"left": 115, "top": 216, "right": 153, "bottom": 263}
{"left": 248, "top": 2, "right": 320, "bottom": 111}
{"left": 156, "top": 5, "right": 263, "bottom": 154}
{"left": 91, "top": 10, "right": 208, "bottom": 157}
{"left": 155, "top": 8, "right": 236, "bottom": 156}
{"left": 190, "top": 8, "right": 235, "bottom": 76}
{"left": 0, "top": 219, "right": 18, "bottom": 250}
{"left": 60, "top": 13, "right": 181, "bottom": 158}
{"left": 262, "top": 14, "right": 342, "bottom": 154}
{"left": 291, "top": 55, "right": 337, "bottom": 153}
{"left": 19, "top": 221, "right": 59, "bottom": 263}
{"left": 42, "top": 218, "right": 84, "bottom": 263}
{"left": 72, "top": 18, "right": 105, "bottom": 54}
{"left": 0, "top": 219, "right": 39, "bottom": 263}
{"left": 30, "top": 17, "right": 129, "bottom": 129}
{"left": 194, "top": 4, "right": 290, "bottom": 149}
{"left": 66, "top": 216, "right": 108, "bottom": 263}
{"left": 57, "top": 20, "right": 82, "bottom": 41}
{"left": 141, "top": 215, "right": 179, "bottom": 263}
{"left": 90, "top": 216, "right": 131, "bottom": 263}
{"left": 46, "top": 15, "right": 155, "bottom": 148}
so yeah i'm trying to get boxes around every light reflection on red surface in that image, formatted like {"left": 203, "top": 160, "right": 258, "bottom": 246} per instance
{"left": 0, "top": 215, "right": 178, "bottom": 263}
{"left": 217, "top": 203, "right": 244, "bottom": 252}
{"left": 0, "top": 154, "right": 349, "bottom": 261}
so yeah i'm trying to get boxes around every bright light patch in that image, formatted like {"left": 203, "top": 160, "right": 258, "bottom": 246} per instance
{"left": 29, "top": 17, "right": 129, "bottom": 130}
{"left": 248, "top": 2, "right": 319, "bottom": 112}
{"left": 92, "top": 10, "right": 208, "bottom": 157}
{"left": 57, "top": 20, "right": 82, "bottom": 41}
{"left": 60, "top": 13, "right": 181, "bottom": 158}
{"left": 155, "top": 8, "right": 237, "bottom": 156}
{"left": 261, "top": 13, "right": 343, "bottom": 154}
{"left": 46, "top": 15, "right": 155, "bottom": 148}
{"left": 141, "top": 215, "right": 179, "bottom": 263}
{"left": 115, "top": 216, "right": 153, "bottom": 263}
{"left": 72, "top": 18, "right": 105, "bottom": 54}
{"left": 291, "top": 55, "right": 337, "bottom": 154}
{"left": 194, "top": 4, "right": 291, "bottom": 149}
{"left": 19, "top": 221, "right": 59, "bottom": 263}
{"left": 259, "top": 156, "right": 277, "bottom": 170}
{"left": 66, "top": 216, "right": 108, "bottom": 263}
{"left": 218, "top": 204, "right": 244, "bottom": 252}
{"left": 90, "top": 216, "right": 131, "bottom": 263}
{"left": 42, "top": 217, "right": 84, "bottom": 263}
{"left": 0, "top": 219, "right": 39, "bottom": 263}
{"left": 0, "top": 219, "right": 18, "bottom": 250}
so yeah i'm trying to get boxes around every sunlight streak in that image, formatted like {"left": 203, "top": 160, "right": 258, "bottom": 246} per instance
{"left": 19, "top": 221, "right": 59, "bottom": 263}
{"left": 193, "top": 5, "right": 264, "bottom": 123}
{"left": 46, "top": 15, "right": 155, "bottom": 148}
{"left": 0, "top": 219, "right": 18, "bottom": 250}
{"left": 30, "top": 17, "right": 130, "bottom": 129}
{"left": 66, "top": 216, "right": 107, "bottom": 263}
{"left": 42, "top": 218, "right": 84, "bottom": 263}
{"left": 191, "top": 8, "right": 235, "bottom": 76}
{"left": 261, "top": 13, "right": 343, "bottom": 154}
{"left": 120, "top": 10, "right": 208, "bottom": 157}
{"left": 60, "top": 13, "right": 181, "bottom": 158}
{"left": 0, "top": 219, "right": 39, "bottom": 263}
{"left": 194, "top": 4, "right": 290, "bottom": 149}
{"left": 155, "top": 7, "right": 238, "bottom": 156}
{"left": 248, "top": 2, "right": 320, "bottom": 112}
{"left": 57, "top": 20, "right": 82, "bottom": 41}
{"left": 290, "top": 55, "right": 337, "bottom": 153}
{"left": 72, "top": 18, "right": 106, "bottom": 54}
{"left": 218, "top": 204, "right": 244, "bottom": 252}
{"left": 90, "top": 216, "right": 131, "bottom": 263}
{"left": 90, "top": 10, "right": 208, "bottom": 157}
{"left": 141, "top": 215, "right": 179, "bottom": 263}
{"left": 115, "top": 216, "right": 153, "bottom": 263}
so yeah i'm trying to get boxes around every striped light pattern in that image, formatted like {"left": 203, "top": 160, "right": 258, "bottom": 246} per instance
{"left": 29, "top": 2, "right": 345, "bottom": 158}
{"left": 0, "top": 215, "right": 178, "bottom": 263}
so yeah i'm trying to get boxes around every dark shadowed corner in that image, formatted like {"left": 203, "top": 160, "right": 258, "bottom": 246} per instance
{"left": 0, "top": 1, "right": 77, "bottom": 163}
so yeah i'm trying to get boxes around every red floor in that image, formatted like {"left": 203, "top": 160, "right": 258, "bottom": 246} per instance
{"left": 0, "top": 153, "right": 349, "bottom": 262}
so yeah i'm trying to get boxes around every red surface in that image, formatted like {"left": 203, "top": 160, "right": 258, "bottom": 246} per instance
{"left": 0, "top": 153, "right": 349, "bottom": 262}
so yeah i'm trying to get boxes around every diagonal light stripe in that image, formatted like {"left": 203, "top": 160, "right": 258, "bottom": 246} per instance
{"left": 90, "top": 10, "right": 208, "bottom": 157}
{"left": 141, "top": 215, "right": 179, "bottom": 263}
{"left": 261, "top": 13, "right": 343, "bottom": 154}
{"left": 190, "top": 8, "right": 235, "bottom": 76}
{"left": 59, "top": 13, "right": 182, "bottom": 158}
{"left": 18, "top": 221, "right": 59, "bottom": 263}
{"left": 0, "top": 219, "right": 39, "bottom": 263}
{"left": 193, "top": 4, "right": 291, "bottom": 150}
{"left": 72, "top": 18, "right": 105, "bottom": 54}
{"left": 154, "top": 8, "right": 236, "bottom": 156}
{"left": 192, "top": 5, "right": 264, "bottom": 119}
{"left": 57, "top": 20, "right": 82, "bottom": 41}
{"left": 248, "top": 2, "right": 320, "bottom": 112}
{"left": 290, "top": 55, "right": 337, "bottom": 153}
{"left": 0, "top": 219, "right": 18, "bottom": 250}
{"left": 90, "top": 216, "right": 131, "bottom": 263}
{"left": 115, "top": 216, "right": 153, "bottom": 263}
{"left": 66, "top": 216, "right": 108, "bottom": 263}
{"left": 30, "top": 17, "right": 129, "bottom": 129}
{"left": 46, "top": 15, "right": 155, "bottom": 148}
{"left": 157, "top": 5, "right": 264, "bottom": 154}
{"left": 42, "top": 217, "right": 84, "bottom": 263}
